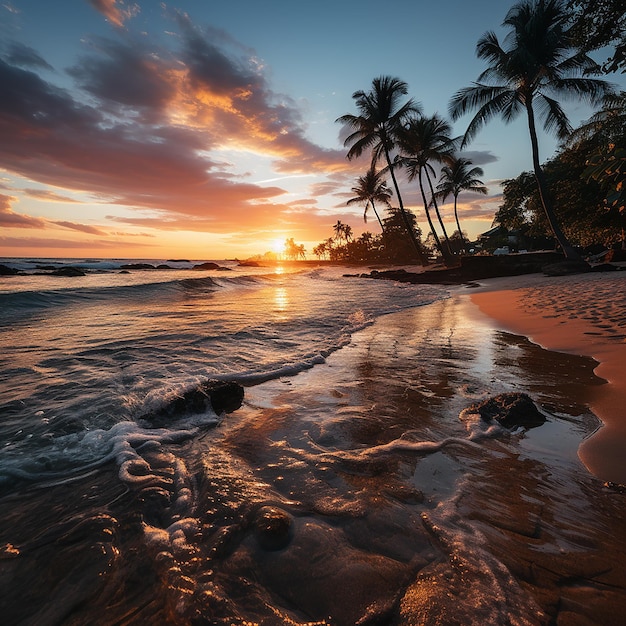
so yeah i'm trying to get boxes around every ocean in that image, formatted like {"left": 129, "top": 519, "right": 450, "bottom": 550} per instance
{"left": 0, "top": 257, "right": 622, "bottom": 625}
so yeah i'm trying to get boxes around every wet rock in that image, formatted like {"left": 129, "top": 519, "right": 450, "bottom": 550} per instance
{"left": 470, "top": 392, "right": 545, "bottom": 429}
{"left": 0, "top": 264, "right": 18, "bottom": 275}
{"left": 51, "top": 267, "right": 86, "bottom": 277}
{"left": 253, "top": 506, "right": 292, "bottom": 550}
{"left": 120, "top": 263, "right": 156, "bottom": 270}
{"left": 141, "top": 380, "right": 244, "bottom": 426}
{"left": 590, "top": 263, "right": 622, "bottom": 272}
{"left": 542, "top": 260, "right": 590, "bottom": 276}
{"left": 192, "top": 262, "right": 222, "bottom": 270}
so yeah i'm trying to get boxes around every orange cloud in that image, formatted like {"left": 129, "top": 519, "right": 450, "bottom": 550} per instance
{"left": 0, "top": 194, "right": 45, "bottom": 228}
{"left": 87, "top": 0, "right": 139, "bottom": 28}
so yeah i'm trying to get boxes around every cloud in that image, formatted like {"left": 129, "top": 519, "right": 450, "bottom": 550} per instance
{"left": 0, "top": 16, "right": 355, "bottom": 244}
{"left": 5, "top": 42, "right": 53, "bottom": 70}
{"left": 459, "top": 150, "right": 499, "bottom": 166}
{"left": 52, "top": 220, "right": 109, "bottom": 235}
{"left": 23, "top": 189, "right": 79, "bottom": 203}
{"left": 87, "top": 0, "right": 139, "bottom": 28}
{"left": 0, "top": 194, "right": 46, "bottom": 228}
{"left": 0, "top": 235, "right": 153, "bottom": 249}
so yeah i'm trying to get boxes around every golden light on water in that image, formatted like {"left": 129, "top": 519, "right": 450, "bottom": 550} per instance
{"left": 274, "top": 287, "right": 289, "bottom": 313}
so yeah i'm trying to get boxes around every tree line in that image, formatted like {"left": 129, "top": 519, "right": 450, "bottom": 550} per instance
{"left": 326, "top": 0, "right": 623, "bottom": 265}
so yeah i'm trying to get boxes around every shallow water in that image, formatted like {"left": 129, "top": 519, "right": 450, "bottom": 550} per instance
{"left": 1, "top": 261, "right": 625, "bottom": 624}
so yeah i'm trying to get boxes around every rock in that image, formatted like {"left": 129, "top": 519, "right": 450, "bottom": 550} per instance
{"left": 542, "top": 260, "right": 590, "bottom": 276}
{"left": 253, "top": 506, "right": 292, "bottom": 550}
{"left": 51, "top": 267, "right": 86, "bottom": 277}
{"left": 156, "top": 264, "right": 173, "bottom": 269}
{"left": 0, "top": 264, "right": 18, "bottom": 275}
{"left": 469, "top": 392, "right": 545, "bottom": 429}
{"left": 192, "top": 262, "right": 222, "bottom": 270}
{"left": 120, "top": 263, "right": 156, "bottom": 270}
{"left": 141, "top": 380, "right": 244, "bottom": 427}
{"left": 167, "top": 259, "right": 190, "bottom": 263}
{"left": 238, "top": 260, "right": 260, "bottom": 267}
{"left": 590, "top": 263, "right": 622, "bottom": 272}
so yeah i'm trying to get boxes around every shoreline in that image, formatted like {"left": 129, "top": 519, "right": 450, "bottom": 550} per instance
{"left": 467, "top": 271, "right": 626, "bottom": 484}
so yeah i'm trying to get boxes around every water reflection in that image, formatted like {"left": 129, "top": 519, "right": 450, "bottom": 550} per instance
{"left": 274, "top": 287, "right": 289, "bottom": 313}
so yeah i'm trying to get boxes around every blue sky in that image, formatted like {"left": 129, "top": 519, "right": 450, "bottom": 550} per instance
{"left": 1, "top": 0, "right": 623, "bottom": 259}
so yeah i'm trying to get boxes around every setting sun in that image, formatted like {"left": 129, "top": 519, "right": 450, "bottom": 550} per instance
{"left": 271, "top": 238, "right": 286, "bottom": 254}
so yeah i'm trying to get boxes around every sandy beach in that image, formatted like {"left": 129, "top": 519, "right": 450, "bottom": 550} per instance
{"left": 2, "top": 265, "right": 626, "bottom": 624}
{"left": 470, "top": 269, "right": 626, "bottom": 485}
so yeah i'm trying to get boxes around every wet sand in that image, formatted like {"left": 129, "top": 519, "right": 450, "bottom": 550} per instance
{"left": 2, "top": 281, "right": 626, "bottom": 624}
{"left": 470, "top": 270, "right": 626, "bottom": 484}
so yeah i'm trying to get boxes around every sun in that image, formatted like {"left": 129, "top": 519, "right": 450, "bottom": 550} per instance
{"left": 271, "top": 238, "right": 286, "bottom": 254}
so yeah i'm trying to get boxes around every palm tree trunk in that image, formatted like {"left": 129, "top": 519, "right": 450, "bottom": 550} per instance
{"left": 526, "top": 102, "right": 581, "bottom": 261}
{"left": 370, "top": 200, "right": 385, "bottom": 233}
{"left": 425, "top": 169, "right": 454, "bottom": 261}
{"left": 418, "top": 168, "right": 444, "bottom": 258}
{"left": 384, "top": 148, "right": 428, "bottom": 266}
{"left": 453, "top": 194, "right": 466, "bottom": 253}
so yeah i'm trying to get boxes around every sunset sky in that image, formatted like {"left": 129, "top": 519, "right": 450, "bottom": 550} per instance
{"left": 1, "top": 0, "right": 624, "bottom": 260}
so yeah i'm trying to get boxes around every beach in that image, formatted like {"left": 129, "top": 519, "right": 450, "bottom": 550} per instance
{"left": 470, "top": 269, "right": 626, "bottom": 485}
{"left": 1, "top": 261, "right": 625, "bottom": 624}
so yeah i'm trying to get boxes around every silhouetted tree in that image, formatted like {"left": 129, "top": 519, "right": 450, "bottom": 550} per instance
{"left": 337, "top": 76, "right": 428, "bottom": 265}
{"left": 395, "top": 114, "right": 457, "bottom": 262}
{"left": 450, "top": 0, "right": 613, "bottom": 260}
{"left": 347, "top": 166, "right": 392, "bottom": 232}
{"left": 436, "top": 157, "right": 487, "bottom": 252}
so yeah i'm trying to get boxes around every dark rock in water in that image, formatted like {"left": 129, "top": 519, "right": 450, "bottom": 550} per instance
{"left": 141, "top": 380, "right": 244, "bottom": 427}
{"left": 192, "top": 262, "right": 222, "bottom": 270}
{"left": 120, "top": 263, "right": 156, "bottom": 270}
{"left": 362, "top": 252, "right": 565, "bottom": 285}
{"left": 469, "top": 392, "right": 545, "bottom": 429}
{"left": 253, "top": 506, "right": 293, "bottom": 550}
{"left": 238, "top": 260, "right": 260, "bottom": 267}
{"left": 156, "top": 264, "right": 173, "bottom": 269}
{"left": 119, "top": 270, "right": 130, "bottom": 274}
{"left": 51, "top": 267, "right": 86, "bottom": 277}
{"left": 590, "top": 262, "right": 622, "bottom": 272}
{"left": 0, "top": 264, "right": 18, "bottom": 275}
{"left": 167, "top": 259, "right": 190, "bottom": 262}
{"left": 542, "top": 260, "right": 590, "bottom": 276}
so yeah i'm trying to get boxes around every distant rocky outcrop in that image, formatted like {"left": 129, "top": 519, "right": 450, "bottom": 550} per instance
{"left": 0, "top": 264, "right": 18, "bottom": 276}
{"left": 51, "top": 267, "right": 86, "bottom": 277}
{"left": 120, "top": 263, "right": 157, "bottom": 270}
{"left": 468, "top": 392, "right": 545, "bottom": 429}
{"left": 356, "top": 252, "right": 566, "bottom": 285}
{"left": 192, "top": 262, "right": 222, "bottom": 270}
{"left": 140, "top": 380, "right": 244, "bottom": 427}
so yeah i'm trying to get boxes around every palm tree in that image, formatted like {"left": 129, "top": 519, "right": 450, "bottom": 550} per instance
{"left": 346, "top": 166, "right": 392, "bottom": 233}
{"left": 394, "top": 114, "right": 457, "bottom": 261}
{"left": 436, "top": 157, "right": 488, "bottom": 252}
{"left": 449, "top": 0, "right": 613, "bottom": 260}
{"left": 336, "top": 76, "right": 428, "bottom": 265}
{"left": 333, "top": 220, "right": 347, "bottom": 243}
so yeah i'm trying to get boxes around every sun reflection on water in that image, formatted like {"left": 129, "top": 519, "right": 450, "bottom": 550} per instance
{"left": 274, "top": 287, "right": 289, "bottom": 313}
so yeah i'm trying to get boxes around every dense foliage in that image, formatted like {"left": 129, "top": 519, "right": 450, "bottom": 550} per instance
{"left": 494, "top": 93, "right": 626, "bottom": 248}
{"left": 566, "top": 0, "right": 626, "bottom": 74}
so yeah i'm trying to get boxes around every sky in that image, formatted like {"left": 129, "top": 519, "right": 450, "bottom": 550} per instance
{"left": 1, "top": 0, "right": 624, "bottom": 260}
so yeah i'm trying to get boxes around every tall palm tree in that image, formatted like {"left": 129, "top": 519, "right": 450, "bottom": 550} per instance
{"left": 449, "top": 0, "right": 613, "bottom": 260}
{"left": 333, "top": 220, "right": 347, "bottom": 243}
{"left": 346, "top": 166, "right": 392, "bottom": 232}
{"left": 336, "top": 76, "right": 428, "bottom": 265}
{"left": 436, "top": 157, "right": 488, "bottom": 252}
{"left": 394, "top": 114, "right": 457, "bottom": 261}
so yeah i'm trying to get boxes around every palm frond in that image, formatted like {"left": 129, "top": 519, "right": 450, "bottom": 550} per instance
{"left": 535, "top": 94, "right": 571, "bottom": 139}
